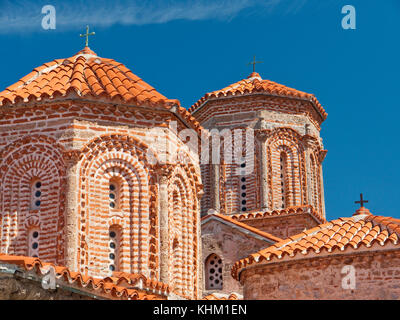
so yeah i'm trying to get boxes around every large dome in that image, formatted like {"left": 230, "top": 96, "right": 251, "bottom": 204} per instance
{"left": 0, "top": 46, "right": 178, "bottom": 109}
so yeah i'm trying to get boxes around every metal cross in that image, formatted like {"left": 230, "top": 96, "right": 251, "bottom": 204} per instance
{"left": 355, "top": 193, "right": 368, "bottom": 208}
{"left": 248, "top": 56, "right": 263, "bottom": 73}
{"left": 80, "top": 25, "right": 95, "bottom": 47}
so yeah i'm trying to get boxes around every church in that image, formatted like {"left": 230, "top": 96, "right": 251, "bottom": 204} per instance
{"left": 0, "top": 44, "right": 399, "bottom": 300}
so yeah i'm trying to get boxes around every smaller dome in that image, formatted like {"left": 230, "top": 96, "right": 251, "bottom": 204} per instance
{"left": 189, "top": 72, "right": 327, "bottom": 121}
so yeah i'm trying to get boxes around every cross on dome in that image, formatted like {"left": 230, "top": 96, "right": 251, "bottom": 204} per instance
{"left": 355, "top": 193, "right": 368, "bottom": 208}
{"left": 80, "top": 25, "right": 95, "bottom": 47}
{"left": 248, "top": 56, "right": 263, "bottom": 73}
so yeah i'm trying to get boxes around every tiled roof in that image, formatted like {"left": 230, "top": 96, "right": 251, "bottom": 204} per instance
{"left": 202, "top": 213, "right": 282, "bottom": 243}
{"left": 0, "top": 46, "right": 203, "bottom": 132}
{"left": 189, "top": 72, "right": 327, "bottom": 120}
{"left": 232, "top": 208, "right": 400, "bottom": 280}
{"left": 230, "top": 205, "right": 326, "bottom": 225}
{"left": 0, "top": 254, "right": 168, "bottom": 300}
{"left": 0, "top": 47, "right": 176, "bottom": 108}
{"left": 202, "top": 293, "right": 241, "bottom": 300}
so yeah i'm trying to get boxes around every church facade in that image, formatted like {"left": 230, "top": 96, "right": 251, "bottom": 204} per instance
{"left": 0, "top": 47, "right": 399, "bottom": 300}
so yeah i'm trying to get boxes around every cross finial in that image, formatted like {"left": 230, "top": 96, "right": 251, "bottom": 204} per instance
{"left": 248, "top": 56, "right": 263, "bottom": 73}
{"left": 355, "top": 193, "right": 368, "bottom": 208}
{"left": 80, "top": 25, "right": 95, "bottom": 47}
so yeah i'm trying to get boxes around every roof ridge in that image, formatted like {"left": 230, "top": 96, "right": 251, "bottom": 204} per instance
{"left": 232, "top": 213, "right": 400, "bottom": 280}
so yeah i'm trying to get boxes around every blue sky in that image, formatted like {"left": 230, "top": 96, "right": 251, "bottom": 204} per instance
{"left": 0, "top": 0, "right": 399, "bottom": 221}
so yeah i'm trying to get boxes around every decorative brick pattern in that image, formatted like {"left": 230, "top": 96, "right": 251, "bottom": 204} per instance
{"left": 0, "top": 135, "right": 66, "bottom": 264}
{"left": 0, "top": 48, "right": 204, "bottom": 300}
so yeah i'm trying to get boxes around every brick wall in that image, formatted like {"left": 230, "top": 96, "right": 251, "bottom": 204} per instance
{"left": 193, "top": 95, "right": 326, "bottom": 220}
{"left": 0, "top": 100, "right": 203, "bottom": 299}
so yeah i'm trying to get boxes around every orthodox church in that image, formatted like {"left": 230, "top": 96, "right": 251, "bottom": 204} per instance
{"left": 0, "top": 45, "right": 399, "bottom": 300}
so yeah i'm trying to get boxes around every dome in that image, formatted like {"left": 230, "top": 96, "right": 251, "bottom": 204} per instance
{"left": 189, "top": 72, "right": 327, "bottom": 121}
{"left": 0, "top": 47, "right": 178, "bottom": 108}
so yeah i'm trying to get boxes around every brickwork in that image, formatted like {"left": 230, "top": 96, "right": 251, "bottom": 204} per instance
{"left": 194, "top": 93, "right": 327, "bottom": 219}
{"left": 0, "top": 51, "right": 203, "bottom": 299}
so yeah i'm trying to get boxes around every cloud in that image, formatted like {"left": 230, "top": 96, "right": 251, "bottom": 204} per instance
{"left": 0, "top": 0, "right": 295, "bottom": 34}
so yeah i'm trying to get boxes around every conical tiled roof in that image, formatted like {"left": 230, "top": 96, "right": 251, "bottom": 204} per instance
{"left": 232, "top": 208, "right": 400, "bottom": 280}
{"left": 189, "top": 72, "right": 327, "bottom": 120}
{"left": 0, "top": 47, "right": 178, "bottom": 108}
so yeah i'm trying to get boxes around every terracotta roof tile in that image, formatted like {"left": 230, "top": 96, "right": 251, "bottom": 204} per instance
{"left": 232, "top": 208, "right": 400, "bottom": 280}
{"left": 0, "top": 46, "right": 203, "bottom": 133}
{"left": 0, "top": 254, "right": 168, "bottom": 300}
{"left": 202, "top": 293, "right": 241, "bottom": 300}
{"left": 0, "top": 47, "right": 169, "bottom": 108}
{"left": 189, "top": 72, "right": 327, "bottom": 120}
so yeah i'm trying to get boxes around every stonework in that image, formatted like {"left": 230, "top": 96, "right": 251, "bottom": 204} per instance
{"left": 232, "top": 207, "right": 323, "bottom": 239}
{"left": 0, "top": 274, "right": 92, "bottom": 300}
{"left": 240, "top": 249, "right": 400, "bottom": 300}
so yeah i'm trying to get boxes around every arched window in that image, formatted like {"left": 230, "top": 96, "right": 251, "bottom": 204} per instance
{"left": 108, "top": 227, "right": 120, "bottom": 272}
{"left": 28, "top": 228, "right": 40, "bottom": 257}
{"left": 310, "top": 155, "right": 319, "bottom": 211}
{"left": 239, "top": 159, "right": 247, "bottom": 212}
{"left": 205, "top": 254, "right": 223, "bottom": 290}
{"left": 109, "top": 179, "right": 120, "bottom": 210}
{"left": 279, "top": 152, "right": 288, "bottom": 209}
{"left": 31, "top": 179, "right": 42, "bottom": 210}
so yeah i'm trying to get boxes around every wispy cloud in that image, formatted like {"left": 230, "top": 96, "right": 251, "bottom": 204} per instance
{"left": 0, "top": 0, "right": 303, "bottom": 34}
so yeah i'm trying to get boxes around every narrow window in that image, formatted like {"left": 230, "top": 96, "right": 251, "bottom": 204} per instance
{"left": 310, "top": 155, "right": 319, "bottom": 211}
{"left": 109, "top": 180, "right": 120, "bottom": 210}
{"left": 31, "top": 180, "right": 42, "bottom": 210}
{"left": 280, "top": 153, "right": 287, "bottom": 209}
{"left": 205, "top": 254, "right": 223, "bottom": 290}
{"left": 28, "top": 229, "right": 40, "bottom": 257}
{"left": 108, "top": 227, "right": 120, "bottom": 272}
{"left": 239, "top": 159, "right": 247, "bottom": 212}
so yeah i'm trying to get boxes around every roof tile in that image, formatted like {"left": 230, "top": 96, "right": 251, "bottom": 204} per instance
{"left": 232, "top": 208, "right": 400, "bottom": 280}
{"left": 0, "top": 47, "right": 174, "bottom": 109}
{"left": 0, "top": 254, "right": 169, "bottom": 300}
{"left": 189, "top": 72, "right": 327, "bottom": 120}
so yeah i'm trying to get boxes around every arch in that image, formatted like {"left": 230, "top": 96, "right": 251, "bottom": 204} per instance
{"left": 0, "top": 135, "right": 65, "bottom": 263}
{"left": 279, "top": 151, "right": 288, "bottom": 209}
{"left": 310, "top": 153, "right": 322, "bottom": 215}
{"left": 167, "top": 164, "right": 199, "bottom": 298}
{"left": 266, "top": 128, "right": 306, "bottom": 210}
{"left": 78, "top": 134, "right": 158, "bottom": 278}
